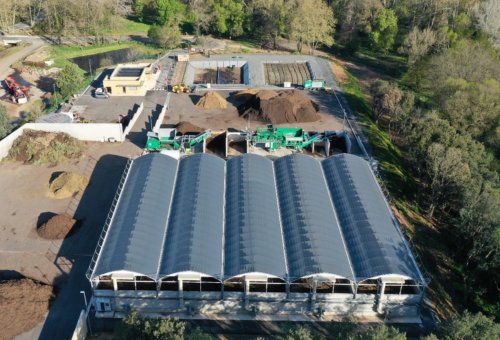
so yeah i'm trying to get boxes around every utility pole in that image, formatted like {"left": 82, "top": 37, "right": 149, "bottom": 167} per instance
{"left": 89, "top": 59, "right": 92, "bottom": 77}
{"left": 53, "top": 83, "right": 57, "bottom": 107}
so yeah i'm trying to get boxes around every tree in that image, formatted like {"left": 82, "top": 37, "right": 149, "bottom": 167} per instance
{"left": 369, "top": 9, "right": 398, "bottom": 56}
{"left": 26, "top": 99, "right": 46, "bottom": 122}
{"left": 334, "top": 0, "right": 383, "bottom": 42}
{"left": 354, "top": 325, "right": 406, "bottom": 340}
{"left": 187, "top": 0, "right": 213, "bottom": 37}
{"left": 148, "top": 15, "right": 182, "bottom": 48}
{"left": 208, "top": 0, "right": 248, "bottom": 37}
{"left": 429, "top": 311, "right": 500, "bottom": 339}
{"left": 329, "top": 314, "right": 359, "bottom": 340}
{"left": 369, "top": 79, "right": 401, "bottom": 123}
{"left": 115, "top": 311, "right": 187, "bottom": 340}
{"left": 155, "top": 0, "right": 186, "bottom": 26}
{"left": 56, "top": 63, "right": 82, "bottom": 97}
{"left": 0, "top": 103, "right": 11, "bottom": 140}
{"left": 398, "top": 27, "right": 436, "bottom": 66}
{"left": 472, "top": 0, "right": 500, "bottom": 50}
{"left": 286, "top": 0, "right": 336, "bottom": 54}
{"left": 252, "top": 0, "right": 285, "bottom": 50}
{"left": 425, "top": 143, "right": 471, "bottom": 219}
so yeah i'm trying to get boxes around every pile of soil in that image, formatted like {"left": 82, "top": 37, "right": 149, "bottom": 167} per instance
{"left": 239, "top": 90, "right": 320, "bottom": 124}
{"left": 24, "top": 50, "right": 50, "bottom": 63}
{"left": 195, "top": 91, "right": 228, "bottom": 109}
{"left": 0, "top": 278, "right": 54, "bottom": 340}
{"left": 8, "top": 129, "right": 86, "bottom": 165}
{"left": 37, "top": 213, "right": 80, "bottom": 240}
{"left": 232, "top": 89, "right": 260, "bottom": 102}
{"left": 48, "top": 172, "right": 90, "bottom": 199}
{"left": 175, "top": 121, "right": 205, "bottom": 135}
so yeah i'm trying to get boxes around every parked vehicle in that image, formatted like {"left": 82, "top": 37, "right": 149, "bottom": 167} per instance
{"left": 94, "top": 92, "right": 109, "bottom": 99}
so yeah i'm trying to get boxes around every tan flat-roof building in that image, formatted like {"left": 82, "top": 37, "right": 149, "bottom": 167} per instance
{"left": 103, "top": 63, "right": 154, "bottom": 95}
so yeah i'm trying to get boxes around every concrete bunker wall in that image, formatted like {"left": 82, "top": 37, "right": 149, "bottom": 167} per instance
{"left": 184, "top": 61, "right": 249, "bottom": 85}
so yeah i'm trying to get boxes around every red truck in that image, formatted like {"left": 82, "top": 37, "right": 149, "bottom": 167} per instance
{"left": 5, "top": 76, "right": 28, "bottom": 104}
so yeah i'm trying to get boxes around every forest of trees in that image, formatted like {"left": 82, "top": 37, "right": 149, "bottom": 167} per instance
{"left": 1, "top": 0, "right": 500, "bottom": 324}
{"left": 116, "top": 310, "right": 500, "bottom": 340}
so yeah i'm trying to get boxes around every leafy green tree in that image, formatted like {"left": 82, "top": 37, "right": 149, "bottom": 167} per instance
{"left": 354, "top": 325, "right": 406, "bottom": 340}
{"left": 369, "top": 9, "right": 398, "bottom": 56}
{"left": 281, "top": 324, "right": 314, "bottom": 340}
{"left": 286, "top": 0, "right": 336, "bottom": 54}
{"left": 0, "top": 102, "right": 11, "bottom": 140}
{"left": 56, "top": 63, "right": 82, "bottom": 97}
{"left": 208, "top": 0, "right": 248, "bottom": 37}
{"left": 26, "top": 99, "right": 46, "bottom": 122}
{"left": 114, "top": 311, "right": 187, "bottom": 340}
{"left": 148, "top": 16, "right": 182, "bottom": 48}
{"left": 155, "top": 0, "right": 186, "bottom": 25}
{"left": 428, "top": 311, "right": 500, "bottom": 339}
{"left": 329, "top": 314, "right": 359, "bottom": 340}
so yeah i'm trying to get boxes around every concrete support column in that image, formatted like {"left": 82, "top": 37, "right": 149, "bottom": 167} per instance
{"left": 178, "top": 279, "right": 184, "bottom": 309}
{"left": 325, "top": 139, "right": 330, "bottom": 156}
{"left": 310, "top": 280, "right": 318, "bottom": 312}
{"left": 311, "top": 142, "right": 315, "bottom": 154}
{"left": 244, "top": 280, "right": 250, "bottom": 310}
{"left": 377, "top": 281, "right": 386, "bottom": 314}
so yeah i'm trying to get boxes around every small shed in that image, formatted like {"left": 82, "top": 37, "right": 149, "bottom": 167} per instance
{"left": 176, "top": 54, "right": 189, "bottom": 62}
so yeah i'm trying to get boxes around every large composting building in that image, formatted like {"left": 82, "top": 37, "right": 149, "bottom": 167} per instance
{"left": 87, "top": 153, "right": 426, "bottom": 319}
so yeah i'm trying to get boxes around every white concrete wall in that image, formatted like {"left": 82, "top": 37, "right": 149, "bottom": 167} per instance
{"left": 124, "top": 102, "right": 144, "bottom": 136}
{"left": 153, "top": 94, "right": 170, "bottom": 133}
{"left": 71, "top": 310, "right": 88, "bottom": 340}
{"left": 0, "top": 123, "right": 124, "bottom": 161}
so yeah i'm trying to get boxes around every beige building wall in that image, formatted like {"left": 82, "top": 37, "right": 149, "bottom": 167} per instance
{"left": 103, "top": 63, "right": 153, "bottom": 95}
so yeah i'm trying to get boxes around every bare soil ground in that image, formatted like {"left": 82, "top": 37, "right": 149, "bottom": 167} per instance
{"left": 194, "top": 67, "right": 217, "bottom": 84}
{"left": 165, "top": 90, "right": 345, "bottom": 134}
{"left": 0, "top": 277, "right": 54, "bottom": 340}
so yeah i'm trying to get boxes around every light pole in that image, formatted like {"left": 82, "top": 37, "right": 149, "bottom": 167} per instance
{"left": 53, "top": 84, "right": 57, "bottom": 107}
{"left": 80, "top": 291, "right": 93, "bottom": 337}
{"left": 89, "top": 59, "right": 92, "bottom": 78}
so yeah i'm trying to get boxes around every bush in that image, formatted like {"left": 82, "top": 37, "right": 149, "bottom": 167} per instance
{"left": 241, "top": 48, "right": 251, "bottom": 53}
{"left": 0, "top": 102, "right": 10, "bottom": 140}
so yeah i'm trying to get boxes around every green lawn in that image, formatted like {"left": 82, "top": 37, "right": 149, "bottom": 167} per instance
{"left": 0, "top": 42, "right": 31, "bottom": 61}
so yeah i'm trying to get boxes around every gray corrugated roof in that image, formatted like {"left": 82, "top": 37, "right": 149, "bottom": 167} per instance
{"left": 224, "top": 154, "right": 287, "bottom": 280}
{"left": 92, "top": 153, "right": 178, "bottom": 279}
{"left": 274, "top": 154, "right": 354, "bottom": 281}
{"left": 90, "top": 153, "right": 422, "bottom": 284}
{"left": 322, "top": 154, "right": 421, "bottom": 281}
{"left": 158, "top": 154, "right": 225, "bottom": 279}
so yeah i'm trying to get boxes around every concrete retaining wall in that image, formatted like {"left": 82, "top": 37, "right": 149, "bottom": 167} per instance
{"left": 153, "top": 94, "right": 170, "bottom": 132}
{"left": 124, "top": 102, "right": 144, "bottom": 136}
{"left": 71, "top": 310, "right": 87, "bottom": 340}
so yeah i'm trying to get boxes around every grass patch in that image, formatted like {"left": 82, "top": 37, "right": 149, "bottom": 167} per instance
{"left": 340, "top": 66, "right": 416, "bottom": 199}
{"left": 0, "top": 42, "right": 31, "bottom": 61}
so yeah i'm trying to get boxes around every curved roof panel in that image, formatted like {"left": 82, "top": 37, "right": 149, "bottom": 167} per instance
{"left": 92, "top": 153, "right": 178, "bottom": 279}
{"left": 158, "top": 154, "right": 225, "bottom": 279}
{"left": 224, "top": 154, "right": 287, "bottom": 280}
{"left": 274, "top": 154, "right": 354, "bottom": 280}
{"left": 321, "top": 154, "right": 421, "bottom": 281}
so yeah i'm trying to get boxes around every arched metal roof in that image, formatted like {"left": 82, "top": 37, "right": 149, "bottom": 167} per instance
{"left": 321, "top": 154, "right": 421, "bottom": 281}
{"left": 224, "top": 154, "right": 287, "bottom": 280}
{"left": 274, "top": 154, "right": 354, "bottom": 281}
{"left": 158, "top": 154, "right": 225, "bottom": 279}
{"left": 90, "top": 152, "right": 423, "bottom": 285}
{"left": 92, "top": 153, "right": 178, "bottom": 279}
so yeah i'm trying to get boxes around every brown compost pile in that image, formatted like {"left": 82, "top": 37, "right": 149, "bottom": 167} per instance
{"left": 175, "top": 121, "right": 205, "bottom": 135}
{"left": 37, "top": 213, "right": 80, "bottom": 240}
{"left": 238, "top": 90, "right": 320, "bottom": 124}
{"left": 0, "top": 278, "right": 54, "bottom": 340}
{"left": 232, "top": 89, "right": 260, "bottom": 102}
{"left": 195, "top": 91, "right": 228, "bottom": 109}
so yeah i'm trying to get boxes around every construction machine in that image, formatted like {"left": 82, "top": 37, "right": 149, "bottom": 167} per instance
{"left": 5, "top": 77, "right": 28, "bottom": 104}
{"left": 146, "top": 128, "right": 211, "bottom": 153}
{"left": 172, "top": 83, "right": 191, "bottom": 94}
